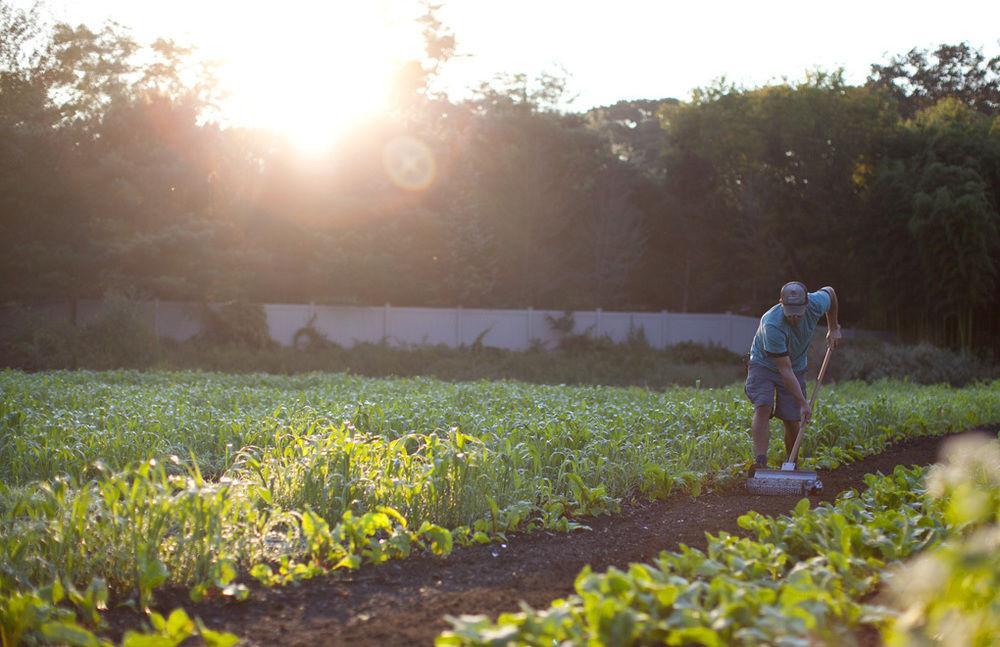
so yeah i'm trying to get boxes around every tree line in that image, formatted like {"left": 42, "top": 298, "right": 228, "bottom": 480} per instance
{"left": 1, "top": 2, "right": 998, "bottom": 350}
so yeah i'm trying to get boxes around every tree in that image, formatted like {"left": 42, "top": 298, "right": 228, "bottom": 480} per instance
{"left": 868, "top": 42, "right": 1000, "bottom": 118}
{"left": 660, "top": 72, "right": 896, "bottom": 314}
{"left": 585, "top": 98, "right": 678, "bottom": 181}
{"left": 891, "top": 99, "right": 999, "bottom": 348}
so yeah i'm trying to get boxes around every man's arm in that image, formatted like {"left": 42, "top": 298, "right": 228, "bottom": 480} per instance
{"left": 821, "top": 286, "right": 842, "bottom": 349}
{"left": 773, "top": 355, "right": 811, "bottom": 423}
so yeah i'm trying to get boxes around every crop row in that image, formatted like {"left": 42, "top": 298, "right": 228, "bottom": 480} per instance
{"left": 439, "top": 435, "right": 1000, "bottom": 646}
{"left": 1, "top": 371, "right": 998, "bottom": 642}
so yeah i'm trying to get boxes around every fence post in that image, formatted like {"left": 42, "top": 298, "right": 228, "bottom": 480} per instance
{"left": 526, "top": 307, "right": 533, "bottom": 347}
{"left": 383, "top": 303, "right": 391, "bottom": 342}
{"left": 456, "top": 306, "right": 463, "bottom": 347}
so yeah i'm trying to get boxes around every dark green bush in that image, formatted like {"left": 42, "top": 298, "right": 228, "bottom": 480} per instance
{"left": 292, "top": 315, "right": 338, "bottom": 352}
{"left": 827, "top": 338, "right": 997, "bottom": 386}
{"left": 195, "top": 301, "right": 274, "bottom": 349}
{"left": 76, "top": 294, "right": 161, "bottom": 369}
{"left": 663, "top": 340, "right": 742, "bottom": 364}
{"left": 0, "top": 306, "right": 80, "bottom": 370}
{"left": 0, "top": 295, "right": 160, "bottom": 370}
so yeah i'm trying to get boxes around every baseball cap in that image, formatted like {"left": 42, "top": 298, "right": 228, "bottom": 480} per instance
{"left": 780, "top": 281, "right": 808, "bottom": 317}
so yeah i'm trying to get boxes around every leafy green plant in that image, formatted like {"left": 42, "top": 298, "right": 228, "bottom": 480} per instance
{"left": 291, "top": 314, "right": 337, "bottom": 352}
{"left": 881, "top": 435, "right": 1000, "bottom": 646}
{"left": 828, "top": 338, "right": 997, "bottom": 385}
{"left": 196, "top": 301, "right": 274, "bottom": 349}
{"left": 0, "top": 370, "right": 997, "bottom": 645}
{"left": 437, "top": 461, "right": 966, "bottom": 645}
{"left": 77, "top": 293, "right": 161, "bottom": 370}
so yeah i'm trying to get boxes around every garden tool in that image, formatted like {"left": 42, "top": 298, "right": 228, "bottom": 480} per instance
{"left": 746, "top": 345, "right": 833, "bottom": 496}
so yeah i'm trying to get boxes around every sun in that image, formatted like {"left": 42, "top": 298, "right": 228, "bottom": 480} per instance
{"left": 209, "top": 2, "right": 424, "bottom": 155}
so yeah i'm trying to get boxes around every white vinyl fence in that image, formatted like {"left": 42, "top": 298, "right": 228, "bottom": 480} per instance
{"left": 1, "top": 300, "right": 881, "bottom": 354}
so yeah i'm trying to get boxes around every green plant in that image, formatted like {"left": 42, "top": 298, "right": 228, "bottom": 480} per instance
{"left": 0, "top": 305, "right": 80, "bottom": 370}
{"left": 1, "top": 369, "right": 997, "bottom": 645}
{"left": 292, "top": 314, "right": 337, "bottom": 352}
{"left": 827, "top": 338, "right": 997, "bottom": 386}
{"left": 196, "top": 301, "right": 274, "bottom": 349}
{"left": 881, "top": 435, "right": 1000, "bottom": 646}
{"left": 544, "top": 310, "right": 576, "bottom": 336}
{"left": 665, "top": 340, "right": 742, "bottom": 364}
{"left": 77, "top": 293, "right": 161, "bottom": 369}
{"left": 437, "top": 454, "right": 991, "bottom": 646}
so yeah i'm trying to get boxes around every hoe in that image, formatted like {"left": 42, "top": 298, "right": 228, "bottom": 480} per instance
{"left": 746, "top": 346, "right": 833, "bottom": 496}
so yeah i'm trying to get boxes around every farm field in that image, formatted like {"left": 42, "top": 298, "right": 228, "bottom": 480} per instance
{"left": 1, "top": 369, "right": 998, "bottom": 645}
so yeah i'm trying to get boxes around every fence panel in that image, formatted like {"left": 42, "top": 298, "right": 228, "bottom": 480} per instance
{"left": 460, "top": 309, "right": 533, "bottom": 350}
{"left": 389, "top": 307, "right": 458, "bottom": 347}
{"left": 2, "top": 299, "right": 885, "bottom": 355}
{"left": 313, "top": 305, "right": 385, "bottom": 346}
{"left": 265, "top": 305, "right": 314, "bottom": 347}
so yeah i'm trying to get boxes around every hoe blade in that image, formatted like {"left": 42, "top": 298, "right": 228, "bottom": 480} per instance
{"left": 746, "top": 468, "right": 823, "bottom": 496}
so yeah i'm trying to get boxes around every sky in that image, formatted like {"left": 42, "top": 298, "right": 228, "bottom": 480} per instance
{"left": 20, "top": 0, "right": 1000, "bottom": 149}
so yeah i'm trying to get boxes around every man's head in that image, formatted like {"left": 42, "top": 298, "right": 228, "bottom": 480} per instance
{"left": 780, "top": 281, "right": 808, "bottom": 323}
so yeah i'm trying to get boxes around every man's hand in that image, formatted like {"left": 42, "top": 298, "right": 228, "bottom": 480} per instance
{"left": 827, "top": 324, "right": 843, "bottom": 349}
{"left": 800, "top": 400, "right": 812, "bottom": 425}
{"left": 822, "top": 287, "right": 841, "bottom": 349}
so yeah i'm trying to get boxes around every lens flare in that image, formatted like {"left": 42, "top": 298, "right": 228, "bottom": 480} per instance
{"left": 382, "top": 135, "right": 436, "bottom": 191}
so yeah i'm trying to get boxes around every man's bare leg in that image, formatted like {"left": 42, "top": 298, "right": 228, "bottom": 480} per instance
{"left": 751, "top": 404, "right": 773, "bottom": 463}
{"left": 782, "top": 419, "right": 800, "bottom": 462}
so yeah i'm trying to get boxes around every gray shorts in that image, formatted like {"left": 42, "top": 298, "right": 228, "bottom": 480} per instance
{"left": 744, "top": 363, "right": 807, "bottom": 422}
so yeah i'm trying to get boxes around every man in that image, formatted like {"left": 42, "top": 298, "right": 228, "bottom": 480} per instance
{"left": 745, "top": 281, "right": 841, "bottom": 474}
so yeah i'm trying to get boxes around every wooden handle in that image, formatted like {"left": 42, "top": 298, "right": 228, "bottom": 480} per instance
{"left": 786, "top": 346, "right": 833, "bottom": 465}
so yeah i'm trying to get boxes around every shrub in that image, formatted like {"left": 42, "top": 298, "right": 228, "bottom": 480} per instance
{"left": 828, "top": 338, "right": 996, "bottom": 386}
{"left": 0, "top": 305, "right": 80, "bottom": 370}
{"left": 0, "top": 295, "right": 160, "bottom": 370}
{"left": 664, "top": 341, "right": 742, "bottom": 365}
{"left": 196, "top": 301, "right": 274, "bottom": 349}
{"left": 76, "top": 293, "right": 161, "bottom": 369}
{"left": 292, "top": 315, "right": 338, "bottom": 352}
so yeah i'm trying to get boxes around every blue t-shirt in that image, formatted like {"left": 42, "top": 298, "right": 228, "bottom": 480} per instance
{"left": 748, "top": 289, "right": 831, "bottom": 373}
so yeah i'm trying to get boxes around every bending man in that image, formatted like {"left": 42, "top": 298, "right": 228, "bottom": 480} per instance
{"left": 745, "top": 281, "right": 841, "bottom": 473}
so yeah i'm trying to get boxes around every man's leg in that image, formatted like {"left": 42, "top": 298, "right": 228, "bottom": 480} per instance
{"left": 782, "top": 419, "right": 800, "bottom": 462}
{"left": 751, "top": 404, "right": 773, "bottom": 463}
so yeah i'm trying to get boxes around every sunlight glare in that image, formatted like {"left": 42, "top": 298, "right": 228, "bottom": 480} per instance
{"left": 212, "top": 1, "right": 422, "bottom": 155}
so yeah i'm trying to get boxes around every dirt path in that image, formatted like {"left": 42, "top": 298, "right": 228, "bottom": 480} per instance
{"left": 107, "top": 430, "right": 993, "bottom": 646}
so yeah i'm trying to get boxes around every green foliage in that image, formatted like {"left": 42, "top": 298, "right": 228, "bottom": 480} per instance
{"left": 867, "top": 42, "right": 1000, "bottom": 119}
{"left": 1, "top": 295, "right": 160, "bottom": 370}
{"left": 0, "top": 369, "right": 997, "bottom": 643}
{"left": 0, "top": 305, "right": 80, "bottom": 370}
{"left": 829, "top": 338, "right": 997, "bottom": 385}
{"left": 663, "top": 341, "right": 741, "bottom": 365}
{"left": 77, "top": 294, "right": 161, "bottom": 369}
{"left": 146, "top": 339, "right": 749, "bottom": 389}
{"left": 882, "top": 435, "right": 1000, "bottom": 646}
{"left": 440, "top": 437, "right": 1000, "bottom": 646}
{"left": 291, "top": 315, "right": 337, "bottom": 352}
{"left": 865, "top": 96, "right": 1000, "bottom": 350}
{"left": 2, "top": 6, "right": 999, "bottom": 356}
{"left": 195, "top": 302, "right": 274, "bottom": 349}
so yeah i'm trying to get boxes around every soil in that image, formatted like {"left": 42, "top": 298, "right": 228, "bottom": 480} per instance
{"left": 105, "top": 429, "right": 995, "bottom": 646}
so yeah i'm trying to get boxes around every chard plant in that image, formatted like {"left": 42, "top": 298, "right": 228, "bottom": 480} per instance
{"left": 437, "top": 436, "right": 1000, "bottom": 646}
